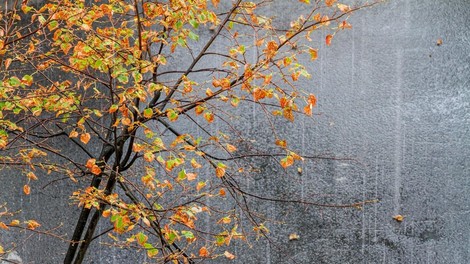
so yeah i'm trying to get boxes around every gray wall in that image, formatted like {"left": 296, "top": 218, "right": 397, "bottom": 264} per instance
{"left": 1, "top": 0, "right": 469, "bottom": 263}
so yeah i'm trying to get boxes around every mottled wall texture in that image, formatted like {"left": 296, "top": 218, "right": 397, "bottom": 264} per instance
{"left": 1, "top": 1, "right": 469, "bottom": 263}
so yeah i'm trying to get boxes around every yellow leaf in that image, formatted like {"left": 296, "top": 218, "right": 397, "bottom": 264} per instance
{"left": 27, "top": 220, "right": 41, "bottom": 230}
{"left": 289, "top": 233, "right": 300, "bottom": 240}
{"left": 23, "top": 184, "right": 31, "bottom": 195}
{"left": 27, "top": 172, "right": 38, "bottom": 180}
{"left": 393, "top": 215, "right": 404, "bottom": 222}
{"left": 10, "top": 220, "right": 20, "bottom": 226}
{"left": 196, "top": 181, "right": 206, "bottom": 191}
{"left": 80, "top": 133, "right": 91, "bottom": 144}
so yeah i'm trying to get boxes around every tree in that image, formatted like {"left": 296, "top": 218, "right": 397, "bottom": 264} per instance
{"left": 0, "top": 0, "right": 377, "bottom": 263}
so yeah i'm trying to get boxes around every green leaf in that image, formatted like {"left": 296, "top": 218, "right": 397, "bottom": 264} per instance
{"left": 8, "top": 77, "right": 21, "bottom": 87}
{"left": 188, "top": 31, "right": 199, "bottom": 41}
{"left": 117, "top": 74, "right": 129, "bottom": 84}
{"left": 189, "top": 19, "right": 199, "bottom": 28}
{"left": 136, "top": 232, "right": 148, "bottom": 245}
{"left": 181, "top": 230, "right": 195, "bottom": 239}
{"left": 178, "top": 169, "right": 187, "bottom": 181}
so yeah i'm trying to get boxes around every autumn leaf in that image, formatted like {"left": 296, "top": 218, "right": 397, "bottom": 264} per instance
{"left": 23, "top": 184, "right": 31, "bottom": 195}
{"left": 226, "top": 144, "right": 237, "bottom": 152}
{"left": 187, "top": 173, "right": 197, "bottom": 181}
{"left": 0, "top": 222, "right": 9, "bottom": 230}
{"left": 199, "top": 246, "right": 209, "bottom": 257}
{"left": 204, "top": 112, "right": 214, "bottom": 123}
{"left": 90, "top": 165, "right": 101, "bottom": 175}
{"left": 325, "top": 0, "right": 337, "bottom": 7}
{"left": 27, "top": 220, "right": 41, "bottom": 230}
{"left": 80, "top": 133, "right": 91, "bottom": 144}
{"left": 191, "top": 158, "right": 202, "bottom": 169}
{"left": 337, "top": 3, "right": 351, "bottom": 12}
{"left": 393, "top": 215, "right": 404, "bottom": 222}
{"left": 27, "top": 172, "right": 38, "bottom": 180}
{"left": 308, "top": 48, "right": 318, "bottom": 61}
{"left": 326, "top": 34, "right": 333, "bottom": 46}
{"left": 280, "top": 156, "right": 294, "bottom": 168}
{"left": 289, "top": 233, "right": 300, "bottom": 241}
{"left": 224, "top": 251, "right": 236, "bottom": 260}
{"left": 69, "top": 130, "right": 79, "bottom": 138}
{"left": 219, "top": 188, "right": 226, "bottom": 196}
{"left": 216, "top": 167, "right": 226, "bottom": 178}
{"left": 275, "top": 139, "right": 287, "bottom": 148}
{"left": 211, "top": 0, "right": 220, "bottom": 8}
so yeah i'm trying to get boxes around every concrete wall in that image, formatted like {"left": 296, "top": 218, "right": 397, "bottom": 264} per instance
{"left": 1, "top": 0, "right": 469, "bottom": 263}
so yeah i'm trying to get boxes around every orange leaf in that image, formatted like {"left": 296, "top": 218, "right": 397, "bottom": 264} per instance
{"left": 226, "top": 144, "right": 237, "bottom": 152}
{"left": 393, "top": 215, "right": 404, "bottom": 222}
{"left": 325, "top": 0, "right": 337, "bottom": 7}
{"left": 280, "top": 156, "right": 294, "bottom": 168}
{"left": 86, "top": 158, "right": 96, "bottom": 169}
{"left": 91, "top": 165, "right": 102, "bottom": 175}
{"left": 80, "top": 133, "right": 91, "bottom": 144}
{"left": 253, "top": 88, "right": 267, "bottom": 101}
{"left": 27, "top": 172, "right": 38, "bottom": 180}
{"left": 69, "top": 130, "right": 79, "bottom": 138}
{"left": 219, "top": 188, "right": 226, "bottom": 196}
{"left": 199, "top": 246, "right": 209, "bottom": 257}
{"left": 275, "top": 139, "right": 287, "bottom": 148}
{"left": 191, "top": 158, "right": 202, "bottom": 169}
{"left": 325, "top": 35, "right": 333, "bottom": 46}
{"left": 309, "top": 48, "right": 318, "bottom": 61}
{"left": 27, "top": 220, "right": 41, "bottom": 230}
{"left": 0, "top": 222, "right": 9, "bottom": 230}
{"left": 308, "top": 94, "right": 317, "bottom": 107}
{"left": 215, "top": 167, "right": 226, "bottom": 178}
{"left": 211, "top": 0, "right": 220, "bottom": 8}
{"left": 204, "top": 112, "right": 214, "bottom": 123}
{"left": 23, "top": 184, "right": 31, "bottom": 195}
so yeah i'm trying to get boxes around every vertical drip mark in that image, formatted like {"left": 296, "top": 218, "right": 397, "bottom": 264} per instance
{"left": 393, "top": 49, "right": 404, "bottom": 215}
